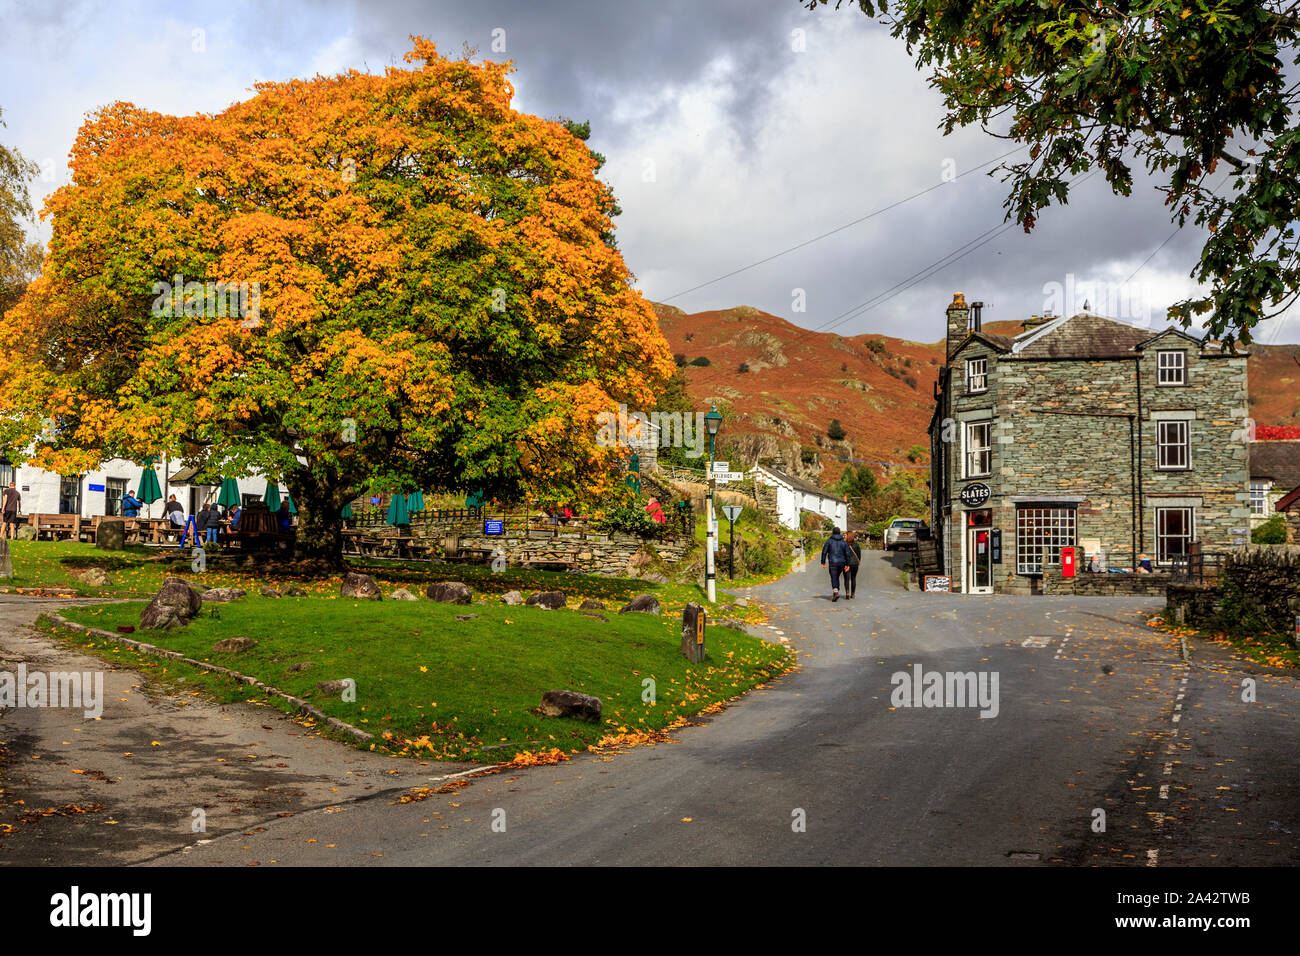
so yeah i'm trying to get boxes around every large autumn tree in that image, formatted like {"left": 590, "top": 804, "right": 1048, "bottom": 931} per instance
{"left": 811, "top": 0, "right": 1300, "bottom": 345}
{"left": 0, "top": 107, "right": 42, "bottom": 318}
{"left": 0, "top": 39, "right": 673, "bottom": 564}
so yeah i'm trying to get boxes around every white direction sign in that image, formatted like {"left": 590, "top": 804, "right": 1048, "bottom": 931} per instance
{"left": 712, "top": 471, "right": 745, "bottom": 483}
{"left": 710, "top": 461, "right": 730, "bottom": 473}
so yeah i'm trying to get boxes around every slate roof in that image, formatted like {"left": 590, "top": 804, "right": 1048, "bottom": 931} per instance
{"left": 759, "top": 465, "right": 839, "bottom": 500}
{"left": 1249, "top": 441, "right": 1300, "bottom": 490}
{"left": 168, "top": 466, "right": 216, "bottom": 484}
{"left": 1011, "top": 312, "right": 1153, "bottom": 359}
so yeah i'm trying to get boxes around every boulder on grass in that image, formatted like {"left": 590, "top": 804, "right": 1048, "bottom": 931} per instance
{"left": 578, "top": 599, "right": 606, "bottom": 610}
{"left": 287, "top": 661, "right": 314, "bottom": 673}
{"left": 15, "top": 525, "right": 36, "bottom": 541}
{"left": 526, "top": 590, "right": 566, "bottom": 610}
{"left": 95, "top": 519, "right": 126, "bottom": 551}
{"left": 201, "top": 587, "right": 246, "bottom": 603}
{"left": 390, "top": 587, "right": 419, "bottom": 601}
{"left": 261, "top": 586, "right": 281, "bottom": 598}
{"left": 73, "top": 566, "right": 111, "bottom": 587}
{"left": 619, "top": 593, "right": 661, "bottom": 615}
{"left": 426, "top": 581, "right": 472, "bottom": 604}
{"left": 455, "top": 613, "right": 479, "bottom": 621}
{"left": 316, "top": 679, "right": 350, "bottom": 694}
{"left": 283, "top": 585, "right": 307, "bottom": 597}
{"left": 212, "top": 637, "right": 256, "bottom": 653}
{"left": 500, "top": 590, "right": 523, "bottom": 606}
{"left": 579, "top": 612, "right": 608, "bottom": 622}
{"left": 140, "top": 576, "right": 203, "bottom": 630}
{"left": 340, "top": 572, "right": 382, "bottom": 600}
{"left": 539, "top": 689, "right": 602, "bottom": 722}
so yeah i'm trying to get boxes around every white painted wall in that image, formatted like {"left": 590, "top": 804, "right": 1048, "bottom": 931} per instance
{"left": 0, "top": 457, "right": 275, "bottom": 520}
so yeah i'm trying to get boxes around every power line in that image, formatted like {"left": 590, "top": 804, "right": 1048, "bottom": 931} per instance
{"left": 660, "top": 144, "right": 1028, "bottom": 303}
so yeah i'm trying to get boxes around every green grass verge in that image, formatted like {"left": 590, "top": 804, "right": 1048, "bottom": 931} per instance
{"left": 53, "top": 595, "right": 792, "bottom": 762}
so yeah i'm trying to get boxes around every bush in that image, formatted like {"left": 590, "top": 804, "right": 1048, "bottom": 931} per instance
{"left": 737, "top": 362, "right": 750, "bottom": 373}
{"left": 744, "top": 541, "right": 780, "bottom": 575}
{"left": 1252, "top": 514, "right": 1287, "bottom": 544}
{"left": 800, "top": 448, "right": 817, "bottom": 465}
{"left": 827, "top": 419, "right": 847, "bottom": 441}
{"left": 593, "top": 501, "right": 667, "bottom": 539}
{"left": 673, "top": 353, "right": 686, "bottom": 366}
{"left": 903, "top": 375, "right": 918, "bottom": 389}
{"left": 689, "top": 356, "right": 711, "bottom": 367}
{"left": 866, "top": 339, "right": 885, "bottom": 354}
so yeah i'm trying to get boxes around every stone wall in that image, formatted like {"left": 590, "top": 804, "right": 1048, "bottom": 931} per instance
{"left": 357, "top": 517, "right": 691, "bottom": 576}
{"left": 1043, "top": 567, "right": 1171, "bottom": 596}
{"left": 1165, "top": 546, "right": 1300, "bottom": 634}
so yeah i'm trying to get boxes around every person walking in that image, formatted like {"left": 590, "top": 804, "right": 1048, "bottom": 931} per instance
{"left": 845, "top": 529, "right": 862, "bottom": 599}
{"left": 2, "top": 481, "right": 20, "bottom": 540}
{"left": 819, "top": 526, "right": 851, "bottom": 602}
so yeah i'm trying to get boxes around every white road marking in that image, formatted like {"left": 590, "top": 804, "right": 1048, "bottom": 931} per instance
{"left": 1021, "top": 636, "right": 1051, "bottom": 648}
{"left": 1147, "top": 849, "right": 1158, "bottom": 867}
{"left": 1159, "top": 783, "right": 1170, "bottom": 800}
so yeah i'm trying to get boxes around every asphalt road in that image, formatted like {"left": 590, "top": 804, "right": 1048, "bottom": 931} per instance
{"left": 142, "top": 552, "right": 1300, "bottom": 866}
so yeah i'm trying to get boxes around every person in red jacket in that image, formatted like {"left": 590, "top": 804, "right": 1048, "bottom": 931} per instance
{"left": 645, "top": 498, "right": 666, "bottom": 524}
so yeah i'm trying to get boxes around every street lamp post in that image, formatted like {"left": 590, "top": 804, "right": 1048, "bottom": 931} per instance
{"left": 704, "top": 405, "right": 723, "bottom": 603}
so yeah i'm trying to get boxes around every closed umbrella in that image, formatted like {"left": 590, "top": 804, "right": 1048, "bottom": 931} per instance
{"left": 137, "top": 458, "right": 163, "bottom": 507}
{"left": 386, "top": 493, "right": 410, "bottom": 526}
{"left": 283, "top": 488, "right": 297, "bottom": 515}
{"left": 263, "top": 481, "right": 281, "bottom": 510}
{"left": 217, "top": 477, "right": 242, "bottom": 509}
{"left": 341, "top": 502, "right": 354, "bottom": 519}
{"left": 406, "top": 491, "right": 425, "bottom": 512}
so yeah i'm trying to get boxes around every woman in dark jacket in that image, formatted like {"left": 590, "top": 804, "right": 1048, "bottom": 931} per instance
{"left": 845, "top": 530, "right": 862, "bottom": 599}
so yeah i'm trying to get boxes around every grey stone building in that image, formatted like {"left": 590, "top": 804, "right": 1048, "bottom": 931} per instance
{"left": 928, "top": 292, "right": 1251, "bottom": 593}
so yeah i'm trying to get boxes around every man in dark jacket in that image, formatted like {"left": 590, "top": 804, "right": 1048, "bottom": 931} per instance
{"left": 820, "top": 527, "right": 851, "bottom": 602}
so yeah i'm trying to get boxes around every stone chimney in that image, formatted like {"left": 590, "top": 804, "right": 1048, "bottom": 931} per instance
{"left": 946, "top": 292, "right": 970, "bottom": 361}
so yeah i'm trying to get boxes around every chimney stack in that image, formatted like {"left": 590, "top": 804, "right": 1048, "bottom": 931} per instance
{"left": 945, "top": 292, "right": 970, "bottom": 361}
{"left": 971, "top": 301, "right": 984, "bottom": 332}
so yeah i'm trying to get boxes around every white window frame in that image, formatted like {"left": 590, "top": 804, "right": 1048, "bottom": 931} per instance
{"left": 963, "top": 420, "right": 992, "bottom": 478}
{"left": 1016, "top": 506, "right": 1077, "bottom": 575}
{"left": 1249, "top": 481, "right": 1271, "bottom": 515}
{"left": 1155, "top": 507, "right": 1195, "bottom": 563}
{"left": 965, "top": 357, "right": 988, "bottom": 394}
{"left": 1157, "top": 349, "right": 1186, "bottom": 386}
{"left": 104, "top": 477, "right": 128, "bottom": 517}
{"left": 1156, "top": 419, "right": 1190, "bottom": 471}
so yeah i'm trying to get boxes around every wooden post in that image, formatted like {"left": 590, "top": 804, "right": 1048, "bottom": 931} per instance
{"left": 681, "top": 602, "right": 706, "bottom": 663}
{"left": 0, "top": 538, "right": 12, "bottom": 579}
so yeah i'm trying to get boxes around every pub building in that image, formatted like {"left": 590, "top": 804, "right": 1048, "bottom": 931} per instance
{"left": 927, "top": 293, "right": 1251, "bottom": 593}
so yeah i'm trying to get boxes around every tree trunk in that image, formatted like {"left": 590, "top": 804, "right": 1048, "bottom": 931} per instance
{"left": 287, "top": 471, "right": 349, "bottom": 571}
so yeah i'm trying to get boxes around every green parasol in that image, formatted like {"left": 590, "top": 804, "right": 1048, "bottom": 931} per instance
{"left": 137, "top": 458, "right": 163, "bottom": 505}
{"left": 341, "top": 502, "right": 354, "bottom": 519}
{"left": 386, "top": 493, "right": 410, "bottom": 526}
{"left": 263, "top": 481, "right": 281, "bottom": 510}
{"left": 466, "top": 489, "right": 485, "bottom": 508}
{"left": 406, "top": 491, "right": 425, "bottom": 512}
{"left": 217, "top": 477, "right": 242, "bottom": 509}
{"left": 283, "top": 488, "right": 297, "bottom": 514}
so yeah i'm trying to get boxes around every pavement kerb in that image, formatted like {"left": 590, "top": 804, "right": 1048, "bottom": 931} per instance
{"left": 47, "top": 609, "right": 376, "bottom": 744}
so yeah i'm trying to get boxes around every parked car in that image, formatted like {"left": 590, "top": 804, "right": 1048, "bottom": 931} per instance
{"left": 884, "top": 517, "right": 926, "bottom": 551}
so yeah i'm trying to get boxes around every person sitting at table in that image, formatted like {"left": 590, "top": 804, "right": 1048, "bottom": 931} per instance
{"left": 1136, "top": 553, "right": 1154, "bottom": 573}
{"left": 165, "top": 495, "right": 185, "bottom": 527}
{"left": 276, "top": 500, "right": 293, "bottom": 532}
{"left": 229, "top": 504, "right": 242, "bottom": 532}
{"left": 121, "top": 489, "right": 143, "bottom": 518}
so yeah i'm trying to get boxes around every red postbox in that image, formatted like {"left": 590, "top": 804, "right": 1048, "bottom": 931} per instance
{"left": 1061, "top": 546, "right": 1077, "bottom": 578}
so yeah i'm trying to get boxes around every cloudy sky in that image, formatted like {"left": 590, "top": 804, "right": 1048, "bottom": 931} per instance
{"left": 3, "top": 0, "right": 1297, "bottom": 344}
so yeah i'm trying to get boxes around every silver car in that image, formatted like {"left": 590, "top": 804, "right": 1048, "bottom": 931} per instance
{"left": 884, "top": 518, "right": 925, "bottom": 551}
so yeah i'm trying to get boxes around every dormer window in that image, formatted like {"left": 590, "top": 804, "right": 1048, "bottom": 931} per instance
{"left": 1157, "top": 350, "right": 1186, "bottom": 385}
{"left": 966, "top": 357, "right": 988, "bottom": 393}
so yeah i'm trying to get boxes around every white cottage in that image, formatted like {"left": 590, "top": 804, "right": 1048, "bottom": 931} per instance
{"left": 752, "top": 464, "right": 849, "bottom": 531}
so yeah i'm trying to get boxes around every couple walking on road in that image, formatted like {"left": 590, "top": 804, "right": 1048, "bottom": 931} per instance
{"left": 820, "top": 527, "right": 861, "bottom": 601}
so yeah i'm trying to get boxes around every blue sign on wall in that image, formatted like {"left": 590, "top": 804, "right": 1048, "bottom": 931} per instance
{"left": 88, "top": 483, "right": 106, "bottom": 492}
{"left": 369, "top": 496, "right": 381, "bottom": 504}
{"left": 484, "top": 519, "right": 504, "bottom": 535}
